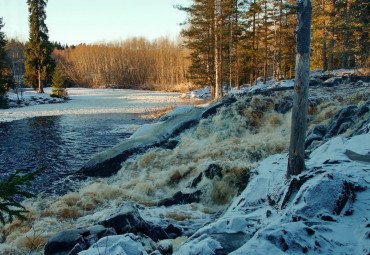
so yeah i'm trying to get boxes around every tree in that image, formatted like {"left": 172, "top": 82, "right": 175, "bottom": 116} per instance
{"left": 6, "top": 39, "right": 26, "bottom": 101}
{"left": 50, "top": 66, "right": 67, "bottom": 98}
{"left": 0, "top": 17, "right": 12, "bottom": 105}
{"left": 0, "top": 168, "right": 44, "bottom": 224}
{"left": 24, "top": 0, "right": 55, "bottom": 93}
{"left": 287, "top": 0, "right": 312, "bottom": 176}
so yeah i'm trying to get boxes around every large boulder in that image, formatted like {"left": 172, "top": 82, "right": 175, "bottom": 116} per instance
{"left": 99, "top": 203, "right": 169, "bottom": 242}
{"left": 305, "top": 124, "right": 327, "bottom": 149}
{"left": 325, "top": 105, "right": 358, "bottom": 138}
{"left": 99, "top": 204, "right": 151, "bottom": 235}
{"left": 78, "top": 233, "right": 148, "bottom": 255}
{"left": 44, "top": 226, "right": 117, "bottom": 255}
{"left": 44, "top": 228, "right": 88, "bottom": 255}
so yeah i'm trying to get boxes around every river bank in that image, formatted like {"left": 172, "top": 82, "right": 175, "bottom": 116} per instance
{"left": 0, "top": 70, "right": 369, "bottom": 254}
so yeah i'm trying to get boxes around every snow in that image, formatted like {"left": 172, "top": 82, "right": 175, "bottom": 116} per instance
{"left": 78, "top": 233, "right": 147, "bottom": 255}
{"left": 176, "top": 133, "right": 370, "bottom": 254}
{"left": 0, "top": 87, "right": 182, "bottom": 122}
{"left": 180, "top": 86, "right": 211, "bottom": 99}
{"left": 174, "top": 234, "right": 222, "bottom": 255}
{"left": 159, "top": 105, "right": 195, "bottom": 121}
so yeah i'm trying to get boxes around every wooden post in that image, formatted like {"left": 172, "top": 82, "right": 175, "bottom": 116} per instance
{"left": 287, "top": 0, "right": 312, "bottom": 177}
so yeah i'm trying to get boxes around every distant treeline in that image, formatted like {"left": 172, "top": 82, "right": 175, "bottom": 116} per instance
{"left": 52, "top": 37, "right": 192, "bottom": 91}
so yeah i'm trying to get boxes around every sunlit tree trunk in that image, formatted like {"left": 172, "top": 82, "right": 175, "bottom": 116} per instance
{"left": 287, "top": 0, "right": 312, "bottom": 177}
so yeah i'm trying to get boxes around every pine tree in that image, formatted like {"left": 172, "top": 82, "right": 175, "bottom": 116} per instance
{"left": 51, "top": 66, "right": 67, "bottom": 98}
{"left": 0, "top": 17, "right": 12, "bottom": 106}
{"left": 0, "top": 167, "right": 44, "bottom": 224}
{"left": 24, "top": 0, "right": 55, "bottom": 93}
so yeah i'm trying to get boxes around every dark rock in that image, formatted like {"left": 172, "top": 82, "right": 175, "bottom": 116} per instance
{"left": 320, "top": 215, "right": 336, "bottom": 222}
{"left": 305, "top": 125, "right": 327, "bottom": 149}
{"left": 44, "top": 228, "right": 88, "bottom": 255}
{"left": 311, "top": 124, "right": 327, "bottom": 136}
{"left": 99, "top": 204, "right": 150, "bottom": 235}
{"left": 322, "top": 76, "right": 345, "bottom": 87}
{"left": 84, "top": 225, "right": 116, "bottom": 246}
{"left": 160, "top": 139, "right": 179, "bottom": 150}
{"left": 201, "top": 96, "right": 237, "bottom": 119}
{"left": 351, "top": 119, "right": 370, "bottom": 136}
{"left": 266, "top": 234, "right": 289, "bottom": 252}
{"left": 157, "top": 240, "right": 173, "bottom": 255}
{"left": 68, "top": 243, "right": 86, "bottom": 255}
{"left": 148, "top": 226, "right": 169, "bottom": 242}
{"left": 309, "top": 77, "right": 323, "bottom": 87}
{"left": 274, "top": 97, "right": 293, "bottom": 114}
{"left": 156, "top": 190, "right": 202, "bottom": 207}
{"left": 80, "top": 146, "right": 147, "bottom": 177}
{"left": 205, "top": 164, "right": 223, "bottom": 179}
{"left": 305, "top": 227, "right": 315, "bottom": 236}
{"left": 165, "top": 224, "right": 183, "bottom": 239}
{"left": 266, "top": 210, "right": 272, "bottom": 218}
{"left": 188, "top": 172, "right": 203, "bottom": 188}
{"left": 357, "top": 100, "right": 370, "bottom": 117}
{"left": 326, "top": 105, "right": 358, "bottom": 138}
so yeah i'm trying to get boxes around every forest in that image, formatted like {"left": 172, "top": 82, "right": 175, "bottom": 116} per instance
{"left": 2, "top": 0, "right": 369, "bottom": 95}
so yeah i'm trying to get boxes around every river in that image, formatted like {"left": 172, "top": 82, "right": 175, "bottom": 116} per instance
{"left": 0, "top": 88, "right": 182, "bottom": 196}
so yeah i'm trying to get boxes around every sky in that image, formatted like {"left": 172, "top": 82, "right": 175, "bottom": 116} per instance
{"left": 0, "top": 0, "right": 190, "bottom": 45}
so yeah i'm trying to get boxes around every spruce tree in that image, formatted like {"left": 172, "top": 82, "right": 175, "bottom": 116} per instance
{"left": 24, "top": 0, "right": 55, "bottom": 93}
{"left": 51, "top": 66, "right": 67, "bottom": 98}
{"left": 0, "top": 17, "right": 12, "bottom": 106}
{"left": 0, "top": 167, "right": 44, "bottom": 224}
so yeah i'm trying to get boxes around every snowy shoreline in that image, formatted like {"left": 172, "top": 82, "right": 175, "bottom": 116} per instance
{"left": 0, "top": 88, "right": 182, "bottom": 122}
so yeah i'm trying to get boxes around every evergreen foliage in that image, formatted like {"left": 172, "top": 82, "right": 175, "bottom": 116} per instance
{"left": 0, "top": 17, "right": 12, "bottom": 107}
{"left": 178, "top": 0, "right": 368, "bottom": 94}
{"left": 0, "top": 167, "right": 44, "bottom": 224}
{"left": 24, "top": 0, "right": 55, "bottom": 93}
{"left": 51, "top": 66, "right": 67, "bottom": 98}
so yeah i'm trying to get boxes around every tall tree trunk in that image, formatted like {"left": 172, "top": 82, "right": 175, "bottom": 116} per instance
{"left": 251, "top": 0, "right": 256, "bottom": 86}
{"left": 287, "top": 0, "right": 312, "bottom": 177}
{"left": 341, "top": 0, "right": 350, "bottom": 68}
{"left": 277, "top": 0, "right": 283, "bottom": 80}
{"left": 272, "top": 0, "right": 278, "bottom": 81}
{"left": 322, "top": 0, "right": 328, "bottom": 70}
{"left": 263, "top": 0, "right": 268, "bottom": 84}
{"left": 214, "top": 0, "right": 220, "bottom": 99}
{"left": 234, "top": 0, "right": 240, "bottom": 89}
{"left": 220, "top": 1, "right": 224, "bottom": 97}
{"left": 328, "top": 0, "right": 335, "bottom": 70}
{"left": 37, "top": 68, "right": 43, "bottom": 93}
{"left": 229, "top": 14, "right": 233, "bottom": 92}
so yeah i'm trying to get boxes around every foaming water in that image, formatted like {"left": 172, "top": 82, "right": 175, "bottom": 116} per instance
{"left": 0, "top": 113, "right": 153, "bottom": 195}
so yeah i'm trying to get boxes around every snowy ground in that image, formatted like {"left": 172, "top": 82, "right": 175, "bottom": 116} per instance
{"left": 0, "top": 88, "right": 182, "bottom": 122}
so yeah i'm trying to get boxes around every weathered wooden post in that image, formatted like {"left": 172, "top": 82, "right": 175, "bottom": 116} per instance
{"left": 287, "top": 0, "right": 312, "bottom": 176}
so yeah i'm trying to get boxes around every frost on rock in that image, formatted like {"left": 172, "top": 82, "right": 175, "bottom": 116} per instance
{"left": 177, "top": 133, "right": 370, "bottom": 254}
{"left": 174, "top": 234, "right": 223, "bottom": 255}
{"left": 78, "top": 233, "right": 148, "bottom": 255}
{"left": 159, "top": 105, "right": 195, "bottom": 121}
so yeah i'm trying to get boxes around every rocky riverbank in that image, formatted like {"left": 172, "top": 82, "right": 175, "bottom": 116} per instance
{"left": 0, "top": 69, "right": 369, "bottom": 254}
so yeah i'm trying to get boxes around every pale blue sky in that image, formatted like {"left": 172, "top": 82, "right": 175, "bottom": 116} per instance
{"left": 0, "top": 0, "right": 189, "bottom": 45}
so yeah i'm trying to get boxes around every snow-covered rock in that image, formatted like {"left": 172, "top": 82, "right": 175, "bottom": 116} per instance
{"left": 176, "top": 133, "right": 370, "bottom": 254}
{"left": 78, "top": 234, "right": 148, "bottom": 255}
{"left": 181, "top": 86, "right": 212, "bottom": 99}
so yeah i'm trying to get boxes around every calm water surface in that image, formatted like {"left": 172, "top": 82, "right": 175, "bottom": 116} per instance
{"left": 0, "top": 113, "right": 153, "bottom": 195}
